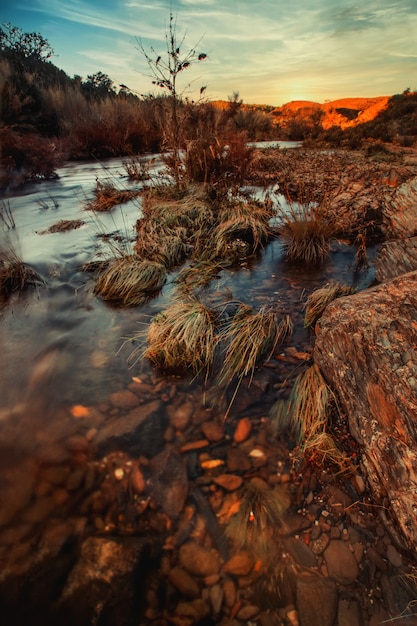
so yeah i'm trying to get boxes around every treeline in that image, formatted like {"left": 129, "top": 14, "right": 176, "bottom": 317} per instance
{"left": 0, "top": 24, "right": 278, "bottom": 190}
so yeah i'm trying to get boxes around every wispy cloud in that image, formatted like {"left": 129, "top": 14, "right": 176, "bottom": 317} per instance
{"left": 3, "top": 0, "right": 417, "bottom": 102}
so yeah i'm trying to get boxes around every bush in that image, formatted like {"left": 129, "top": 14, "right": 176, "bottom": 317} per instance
{"left": 0, "top": 127, "right": 60, "bottom": 189}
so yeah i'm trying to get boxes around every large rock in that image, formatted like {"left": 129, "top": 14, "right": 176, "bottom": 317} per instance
{"left": 382, "top": 176, "right": 417, "bottom": 238}
{"left": 314, "top": 271, "right": 417, "bottom": 555}
{"left": 375, "top": 236, "right": 417, "bottom": 282}
{"left": 57, "top": 535, "right": 151, "bottom": 626}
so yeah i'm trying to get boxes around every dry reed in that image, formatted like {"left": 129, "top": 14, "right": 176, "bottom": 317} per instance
{"left": 304, "top": 282, "right": 355, "bottom": 328}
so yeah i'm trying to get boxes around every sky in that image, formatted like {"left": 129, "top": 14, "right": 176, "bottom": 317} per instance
{"left": 2, "top": 0, "right": 417, "bottom": 105}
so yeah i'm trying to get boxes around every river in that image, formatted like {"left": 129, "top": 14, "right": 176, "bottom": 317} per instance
{"left": 0, "top": 148, "right": 380, "bottom": 623}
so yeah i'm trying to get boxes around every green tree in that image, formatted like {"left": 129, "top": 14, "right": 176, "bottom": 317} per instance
{"left": 137, "top": 12, "right": 207, "bottom": 187}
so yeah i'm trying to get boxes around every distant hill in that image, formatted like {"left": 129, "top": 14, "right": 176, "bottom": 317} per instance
{"left": 211, "top": 96, "right": 390, "bottom": 130}
{"left": 273, "top": 96, "right": 390, "bottom": 130}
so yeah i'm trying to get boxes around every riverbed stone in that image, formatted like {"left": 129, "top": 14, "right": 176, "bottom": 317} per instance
{"left": 337, "top": 597, "right": 362, "bottom": 626}
{"left": 227, "top": 447, "right": 252, "bottom": 472}
{"left": 223, "top": 551, "right": 254, "bottom": 576}
{"left": 200, "top": 420, "right": 224, "bottom": 442}
{"left": 168, "top": 400, "right": 194, "bottom": 431}
{"left": 323, "top": 540, "right": 359, "bottom": 585}
{"left": 178, "top": 541, "right": 221, "bottom": 577}
{"left": 168, "top": 566, "right": 200, "bottom": 598}
{"left": 109, "top": 389, "right": 140, "bottom": 410}
{"left": 214, "top": 474, "right": 243, "bottom": 492}
{"left": 150, "top": 448, "right": 188, "bottom": 519}
{"left": 233, "top": 417, "right": 252, "bottom": 443}
{"left": 376, "top": 236, "right": 417, "bottom": 281}
{"left": 94, "top": 399, "right": 165, "bottom": 457}
{"left": 296, "top": 574, "right": 338, "bottom": 626}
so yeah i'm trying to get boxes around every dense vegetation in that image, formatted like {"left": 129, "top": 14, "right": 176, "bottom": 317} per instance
{"left": 1, "top": 22, "right": 416, "bottom": 191}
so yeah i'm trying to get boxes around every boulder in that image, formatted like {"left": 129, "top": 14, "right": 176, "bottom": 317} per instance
{"left": 382, "top": 176, "right": 417, "bottom": 239}
{"left": 314, "top": 271, "right": 417, "bottom": 555}
{"left": 57, "top": 535, "right": 151, "bottom": 626}
{"left": 375, "top": 236, "right": 417, "bottom": 282}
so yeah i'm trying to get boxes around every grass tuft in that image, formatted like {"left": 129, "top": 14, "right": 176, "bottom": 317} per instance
{"left": 144, "top": 295, "right": 218, "bottom": 374}
{"left": 277, "top": 201, "right": 336, "bottom": 265}
{"left": 304, "top": 282, "right": 355, "bottom": 328}
{"left": 93, "top": 256, "right": 166, "bottom": 306}
{"left": 0, "top": 247, "right": 43, "bottom": 297}
{"left": 225, "top": 481, "right": 288, "bottom": 558}
{"left": 213, "top": 200, "right": 274, "bottom": 261}
{"left": 217, "top": 305, "right": 293, "bottom": 388}
{"left": 86, "top": 180, "right": 140, "bottom": 212}
{"left": 270, "top": 363, "right": 349, "bottom": 470}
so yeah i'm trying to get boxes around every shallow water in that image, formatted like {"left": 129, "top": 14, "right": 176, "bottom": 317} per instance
{"left": 0, "top": 154, "right": 379, "bottom": 620}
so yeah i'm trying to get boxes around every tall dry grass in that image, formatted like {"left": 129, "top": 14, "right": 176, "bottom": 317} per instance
{"left": 144, "top": 295, "right": 218, "bottom": 374}
{"left": 93, "top": 257, "right": 166, "bottom": 306}
{"left": 277, "top": 200, "right": 336, "bottom": 265}
{"left": 270, "top": 363, "right": 349, "bottom": 470}
{"left": 304, "top": 282, "right": 355, "bottom": 329}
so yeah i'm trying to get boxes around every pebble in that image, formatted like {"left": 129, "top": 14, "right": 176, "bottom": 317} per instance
{"left": 237, "top": 604, "right": 260, "bottom": 620}
{"left": 233, "top": 417, "right": 252, "bottom": 443}
{"left": 323, "top": 540, "right": 360, "bottom": 585}
{"left": 227, "top": 447, "right": 252, "bottom": 472}
{"left": 200, "top": 420, "right": 224, "bottom": 442}
{"left": 178, "top": 541, "right": 221, "bottom": 577}
{"left": 213, "top": 474, "right": 243, "bottom": 492}
{"left": 168, "top": 400, "right": 194, "bottom": 430}
{"left": 108, "top": 390, "right": 140, "bottom": 410}
{"left": 222, "top": 578, "right": 237, "bottom": 608}
{"left": 209, "top": 583, "right": 223, "bottom": 614}
{"left": 386, "top": 544, "right": 403, "bottom": 567}
{"left": 223, "top": 551, "right": 254, "bottom": 576}
{"left": 310, "top": 533, "right": 330, "bottom": 555}
{"left": 168, "top": 566, "right": 200, "bottom": 598}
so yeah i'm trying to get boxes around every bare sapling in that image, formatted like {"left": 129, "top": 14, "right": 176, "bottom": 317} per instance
{"left": 136, "top": 12, "right": 207, "bottom": 188}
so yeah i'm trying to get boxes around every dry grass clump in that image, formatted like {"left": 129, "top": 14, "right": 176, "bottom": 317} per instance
{"left": 217, "top": 305, "right": 293, "bottom": 388}
{"left": 144, "top": 296, "right": 218, "bottom": 374}
{"left": 175, "top": 260, "right": 231, "bottom": 292}
{"left": 86, "top": 180, "right": 140, "bottom": 212}
{"left": 0, "top": 248, "right": 43, "bottom": 297}
{"left": 304, "top": 282, "right": 355, "bottom": 328}
{"left": 277, "top": 202, "right": 336, "bottom": 265}
{"left": 225, "top": 481, "right": 288, "bottom": 557}
{"left": 122, "top": 156, "right": 152, "bottom": 181}
{"left": 137, "top": 185, "right": 215, "bottom": 262}
{"left": 93, "top": 256, "right": 166, "bottom": 306}
{"left": 270, "top": 363, "right": 348, "bottom": 470}
{"left": 39, "top": 219, "right": 86, "bottom": 234}
{"left": 213, "top": 200, "right": 274, "bottom": 261}
{"left": 135, "top": 224, "right": 189, "bottom": 269}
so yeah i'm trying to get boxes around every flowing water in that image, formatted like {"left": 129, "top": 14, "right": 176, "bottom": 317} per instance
{"left": 0, "top": 150, "right": 379, "bottom": 620}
